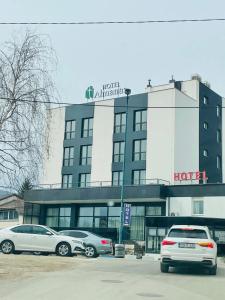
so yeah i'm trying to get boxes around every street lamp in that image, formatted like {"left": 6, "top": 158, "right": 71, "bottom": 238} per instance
{"left": 118, "top": 88, "right": 131, "bottom": 244}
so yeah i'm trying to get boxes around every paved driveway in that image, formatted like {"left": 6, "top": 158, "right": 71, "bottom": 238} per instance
{"left": 0, "top": 255, "right": 225, "bottom": 300}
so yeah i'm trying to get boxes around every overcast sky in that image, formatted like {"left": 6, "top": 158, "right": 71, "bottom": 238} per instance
{"left": 1, "top": 0, "right": 225, "bottom": 103}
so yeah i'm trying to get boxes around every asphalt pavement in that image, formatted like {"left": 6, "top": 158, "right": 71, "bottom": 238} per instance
{"left": 0, "top": 255, "right": 225, "bottom": 300}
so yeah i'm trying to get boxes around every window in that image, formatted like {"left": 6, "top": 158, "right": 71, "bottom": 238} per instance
{"left": 78, "top": 207, "right": 93, "bottom": 227}
{"left": 203, "top": 149, "right": 208, "bottom": 157}
{"left": 79, "top": 173, "right": 91, "bottom": 187}
{"left": 114, "top": 113, "right": 126, "bottom": 133}
{"left": 46, "top": 207, "right": 71, "bottom": 228}
{"left": 133, "top": 139, "right": 146, "bottom": 161}
{"left": 113, "top": 141, "right": 125, "bottom": 162}
{"left": 62, "top": 174, "right": 73, "bottom": 188}
{"left": 203, "top": 96, "right": 208, "bottom": 105}
{"left": 217, "top": 130, "right": 221, "bottom": 143}
{"left": 0, "top": 209, "right": 18, "bottom": 221}
{"left": 132, "top": 170, "right": 146, "bottom": 185}
{"left": 203, "top": 122, "right": 208, "bottom": 130}
{"left": 112, "top": 171, "right": 123, "bottom": 186}
{"left": 217, "top": 155, "right": 221, "bottom": 169}
{"left": 80, "top": 145, "right": 92, "bottom": 165}
{"left": 130, "top": 207, "right": 145, "bottom": 240}
{"left": 11, "top": 225, "right": 32, "bottom": 234}
{"left": 24, "top": 204, "right": 40, "bottom": 224}
{"left": 32, "top": 226, "right": 50, "bottom": 235}
{"left": 146, "top": 206, "right": 162, "bottom": 216}
{"left": 217, "top": 105, "right": 221, "bottom": 117}
{"left": 63, "top": 147, "right": 74, "bottom": 166}
{"left": 66, "top": 231, "right": 88, "bottom": 238}
{"left": 168, "top": 229, "right": 207, "bottom": 239}
{"left": 82, "top": 118, "right": 93, "bottom": 138}
{"left": 134, "top": 110, "right": 147, "bottom": 131}
{"left": 192, "top": 199, "right": 204, "bottom": 215}
{"left": 65, "top": 120, "right": 76, "bottom": 139}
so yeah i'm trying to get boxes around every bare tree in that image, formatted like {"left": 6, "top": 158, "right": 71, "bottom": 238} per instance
{"left": 0, "top": 31, "right": 57, "bottom": 188}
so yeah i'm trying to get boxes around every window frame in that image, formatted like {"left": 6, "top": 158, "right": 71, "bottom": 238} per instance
{"left": 132, "top": 169, "right": 146, "bottom": 185}
{"left": 65, "top": 120, "right": 76, "bottom": 140}
{"left": 82, "top": 118, "right": 93, "bottom": 138}
{"left": 80, "top": 145, "right": 92, "bottom": 165}
{"left": 112, "top": 171, "right": 123, "bottom": 186}
{"left": 113, "top": 141, "right": 125, "bottom": 163}
{"left": 192, "top": 198, "right": 204, "bottom": 216}
{"left": 133, "top": 139, "right": 146, "bottom": 161}
{"left": 79, "top": 173, "right": 91, "bottom": 187}
{"left": 114, "top": 113, "right": 126, "bottom": 133}
{"left": 63, "top": 147, "right": 74, "bottom": 167}
{"left": 62, "top": 174, "right": 73, "bottom": 188}
{"left": 134, "top": 110, "right": 147, "bottom": 132}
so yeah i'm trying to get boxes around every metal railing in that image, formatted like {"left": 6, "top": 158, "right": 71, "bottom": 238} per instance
{"left": 32, "top": 178, "right": 170, "bottom": 190}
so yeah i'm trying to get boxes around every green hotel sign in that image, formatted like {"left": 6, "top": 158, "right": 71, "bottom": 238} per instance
{"left": 85, "top": 82, "right": 124, "bottom": 101}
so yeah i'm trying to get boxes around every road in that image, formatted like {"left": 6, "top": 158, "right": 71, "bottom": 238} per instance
{"left": 0, "top": 255, "right": 225, "bottom": 300}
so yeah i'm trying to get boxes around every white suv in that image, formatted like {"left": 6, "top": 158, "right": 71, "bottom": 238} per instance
{"left": 160, "top": 225, "right": 217, "bottom": 275}
{"left": 0, "top": 224, "right": 85, "bottom": 257}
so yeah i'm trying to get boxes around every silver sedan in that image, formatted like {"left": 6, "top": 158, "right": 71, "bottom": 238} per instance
{"left": 59, "top": 230, "right": 113, "bottom": 258}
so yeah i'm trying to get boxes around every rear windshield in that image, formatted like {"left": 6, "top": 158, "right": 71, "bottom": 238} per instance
{"left": 168, "top": 229, "right": 208, "bottom": 239}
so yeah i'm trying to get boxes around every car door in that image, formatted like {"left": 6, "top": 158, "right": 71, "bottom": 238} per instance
{"left": 31, "top": 226, "right": 57, "bottom": 251}
{"left": 10, "top": 225, "right": 34, "bottom": 251}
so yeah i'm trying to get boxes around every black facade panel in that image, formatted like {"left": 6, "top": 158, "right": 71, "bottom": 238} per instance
{"left": 114, "top": 93, "right": 148, "bottom": 185}
{"left": 63, "top": 104, "right": 95, "bottom": 187}
{"left": 25, "top": 184, "right": 165, "bottom": 203}
{"left": 199, "top": 83, "right": 222, "bottom": 183}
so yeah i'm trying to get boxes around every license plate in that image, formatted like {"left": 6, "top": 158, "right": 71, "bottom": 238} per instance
{"left": 179, "top": 243, "right": 195, "bottom": 248}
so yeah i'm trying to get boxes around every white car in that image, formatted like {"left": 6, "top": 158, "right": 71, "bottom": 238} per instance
{"left": 0, "top": 224, "right": 85, "bottom": 257}
{"left": 160, "top": 225, "right": 217, "bottom": 275}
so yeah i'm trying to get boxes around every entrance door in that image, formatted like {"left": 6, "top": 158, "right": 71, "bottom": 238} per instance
{"left": 146, "top": 227, "right": 167, "bottom": 253}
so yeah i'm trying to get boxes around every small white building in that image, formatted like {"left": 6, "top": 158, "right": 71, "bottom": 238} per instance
{"left": 0, "top": 194, "right": 24, "bottom": 228}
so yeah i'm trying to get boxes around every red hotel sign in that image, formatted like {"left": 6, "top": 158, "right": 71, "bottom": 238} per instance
{"left": 174, "top": 171, "right": 208, "bottom": 181}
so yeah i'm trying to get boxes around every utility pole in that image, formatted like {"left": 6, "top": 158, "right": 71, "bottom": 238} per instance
{"left": 118, "top": 88, "right": 131, "bottom": 244}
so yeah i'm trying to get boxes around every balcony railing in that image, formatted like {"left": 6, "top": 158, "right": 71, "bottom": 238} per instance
{"left": 32, "top": 178, "right": 170, "bottom": 190}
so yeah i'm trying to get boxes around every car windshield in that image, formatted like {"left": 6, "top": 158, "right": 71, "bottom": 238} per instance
{"left": 168, "top": 228, "right": 208, "bottom": 239}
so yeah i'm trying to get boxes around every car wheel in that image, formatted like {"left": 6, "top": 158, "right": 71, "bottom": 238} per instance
{"left": 1, "top": 240, "right": 14, "bottom": 254}
{"left": 209, "top": 265, "right": 217, "bottom": 275}
{"left": 160, "top": 263, "right": 169, "bottom": 273}
{"left": 56, "top": 242, "right": 71, "bottom": 257}
{"left": 85, "top": 245, "right": 98, "bottom": 258}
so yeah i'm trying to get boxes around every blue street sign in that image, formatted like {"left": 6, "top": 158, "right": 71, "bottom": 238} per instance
{"left": 123, "top": 203, "right": 131, "bottom": 226}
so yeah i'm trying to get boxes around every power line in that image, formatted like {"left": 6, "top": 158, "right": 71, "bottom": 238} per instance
{"left": 0, "top": 96, "right": 224, "bottom": 109}
{"left": 0, "top": 18, "right": 225, "bottom": 25}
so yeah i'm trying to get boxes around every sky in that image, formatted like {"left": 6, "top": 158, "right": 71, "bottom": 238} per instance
{"left": 0, "top": 0, "right": 225, "bottom": 103}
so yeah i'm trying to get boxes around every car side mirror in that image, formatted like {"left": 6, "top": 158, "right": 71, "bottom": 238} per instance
{"left": 46, "top": 231, "right": 53, "bottom": 236}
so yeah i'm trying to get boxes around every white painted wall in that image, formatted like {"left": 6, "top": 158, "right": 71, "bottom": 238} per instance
{"left": 170, "top": 197, "right": 192, "bottom": 216}
{"left": 91, "top": 99, "right": 115, "bottom": 186}
{"left": 174, "top": 90, "right": 199, "bottom": 184}
{"left": 146, "top": 88, "right": 175, "bottom": 183}
{"left": 40, "top": 107, "right": 65, "bottom": 186}
{"left": 181, "top": 80, "right": 199, "bottom": 101}
{"left": 170, "top": 196, "right": 225, "bottom": 219}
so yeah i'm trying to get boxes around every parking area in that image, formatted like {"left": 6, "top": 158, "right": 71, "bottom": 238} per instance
{"left": 1, "top": 253, "right": 225, "bottom": 299}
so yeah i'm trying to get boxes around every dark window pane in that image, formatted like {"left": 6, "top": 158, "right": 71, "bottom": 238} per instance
{"left": 168, "top": 229, "right": 207, "bottom": 239}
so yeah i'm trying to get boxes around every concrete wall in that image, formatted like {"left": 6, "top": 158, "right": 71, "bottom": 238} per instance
{"left": 174, "top": 90, "right": 199, "bottom": 183}
{"left": 181, "top": 80, "right": 199, "bottom": 101}
{"left": 146, "top": 88, "right": 175, "bottom": 183}
{"left": 91, "top": 99, "right": 114, "bottom": 185}
{"left": 170, "top": 196, "right": 225, "bottom": 218}
{"left": 40, "top": 107, "right": 65, "bottom": 186}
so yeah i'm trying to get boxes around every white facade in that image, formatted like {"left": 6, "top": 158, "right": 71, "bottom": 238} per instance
{"left": 170, "top": 196, "right": 225, "bottom": 219}
{"left": 91, "top": 99, "right": 115, "bottom": 186}
{"left": 146, "top": 83, "right": 199, "bottom": 184}
{"left": 40, "top": 107, "right": 65, "bottom": 186}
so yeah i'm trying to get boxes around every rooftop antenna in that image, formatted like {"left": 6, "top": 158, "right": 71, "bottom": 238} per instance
{"left": 169, "top": 75, "right": 175, "bottom": 83}
{"left": 147, "top": 79, "right": 152, "bottom": 87}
